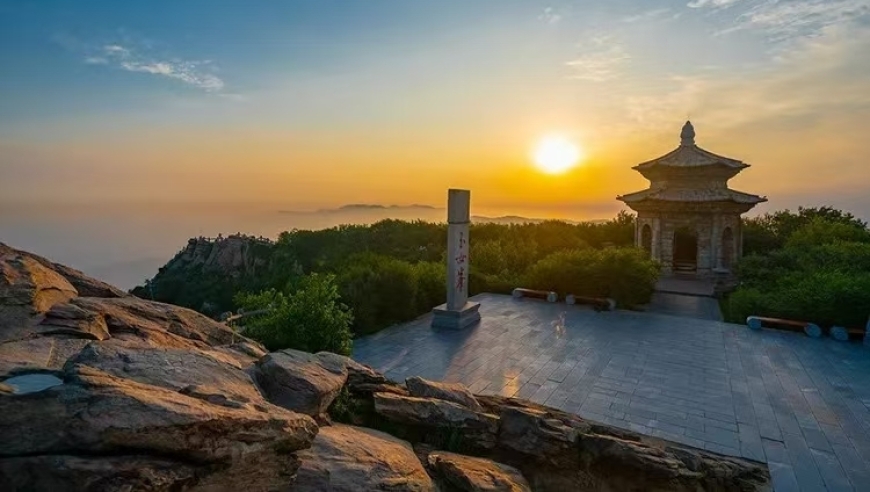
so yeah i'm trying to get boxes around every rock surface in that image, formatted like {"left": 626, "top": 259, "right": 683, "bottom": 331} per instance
{"left": 0, "top": 454, "right": 197, "bottom": 492}
{"left": 374, "top": 392, "right": 500, "bottom": 450}
{"left": 253, "top": 348, "right": 349, "bottom": 416}
{"left": 0, "top": 242, "right": 319, "bottom": 491}
{"left": 293, "top": 424, "right": 435, "bottom": 492}
{"left": 407, "top": 375, "right": 483, "bottom": 411}
{"left": 428, "top": 451, "right": 531, "bottom": 492}
{"left": 65, "top": 343, "right": 266, "bottom": 409}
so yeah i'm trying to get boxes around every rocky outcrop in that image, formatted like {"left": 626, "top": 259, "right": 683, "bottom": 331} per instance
{"left": 173, "top": 235, "right": 273, "bottom": 277}
{"left": 0, "top": 242, "right": 318, "bottom": 491}
{"left": 130, "top": 234, "right": 277, "bottom": 314}
{"left": 0, "top": 365, "right": 317, "bottom": 491}
{"left": 427, "top": 452, "right": 531, "bottom": 492}
{"left": 253, "top": 349, "right": 349, "bottom": 417}
{"left": 407, "top": 375, "right": 483, "bottom": 411}
{"left": 294, "top": 424, "right": 435, "bottom": 492}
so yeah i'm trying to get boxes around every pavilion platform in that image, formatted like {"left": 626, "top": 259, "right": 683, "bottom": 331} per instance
{"left": 352, "top": 293, "right": 870, "bottom": 492}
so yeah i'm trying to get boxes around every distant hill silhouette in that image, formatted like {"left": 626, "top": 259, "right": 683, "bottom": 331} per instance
{"left": 278, "top": 204, "right": 591, "bottom": 225}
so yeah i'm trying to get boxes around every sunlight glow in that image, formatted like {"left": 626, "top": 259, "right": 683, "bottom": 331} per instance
{"left": 532, "top": 135, "right": 583, "bottom": 174}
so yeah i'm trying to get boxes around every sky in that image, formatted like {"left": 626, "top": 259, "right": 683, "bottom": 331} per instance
{"left": 2, "top": 0, "right": 869, "bottom": 219}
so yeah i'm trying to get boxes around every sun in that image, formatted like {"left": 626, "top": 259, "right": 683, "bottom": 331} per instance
{"left": 532, "top": 135, "right": 584, "bottom": 174}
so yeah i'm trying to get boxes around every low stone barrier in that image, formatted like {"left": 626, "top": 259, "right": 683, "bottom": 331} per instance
{"left": 746, "top": 316, "right": 822, "bottom": 338}
{"left": 512, "top": 288, "right": 558, "bottom": 303}
{"left": 566, "top": 294, "right": 616, "bottom": 311}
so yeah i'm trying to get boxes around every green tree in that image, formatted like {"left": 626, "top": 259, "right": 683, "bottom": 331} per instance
{"left": 236, "top": 273, "right": 353, "bottom": 355}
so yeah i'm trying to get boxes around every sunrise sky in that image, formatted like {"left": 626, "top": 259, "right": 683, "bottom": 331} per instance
{"left": 2, "top": 0, "right": 869, "bottom": 219}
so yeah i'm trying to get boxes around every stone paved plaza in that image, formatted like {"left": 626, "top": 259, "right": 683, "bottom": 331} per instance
{"left": 352, "top": 293, "right": 870, "bottom": 492}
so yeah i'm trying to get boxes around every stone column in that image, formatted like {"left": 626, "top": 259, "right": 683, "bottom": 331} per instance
{"left": 432, "top": 189, "right": 481, "bottom": 329}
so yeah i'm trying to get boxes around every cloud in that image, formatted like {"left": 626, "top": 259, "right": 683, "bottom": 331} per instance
{"left": 622, "top": 8, "right": 671, "bottom": 23}
{"left": 692, "top": 0, "right": 870, "bottom": 45}
{"left": 620, "top": 24, "right": 870, "bottom": 130}
{"left": 731, "top": 0, "right": 870, "bottom": 40}
{"left": 81, "top": 41, "right": 225, "bottom": 92}
{"left": 565, "top": 37, "right": 631, "bottom": 82}
{"left": 687, "top": 0, "right": 745, "bottom": 8}
{"left": 539, "top": 7, "right": 562, "bottom": 24}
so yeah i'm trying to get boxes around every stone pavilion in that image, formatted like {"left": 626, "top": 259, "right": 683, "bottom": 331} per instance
{"left": 618, "top": 122, "right": 766, "bottom": 277}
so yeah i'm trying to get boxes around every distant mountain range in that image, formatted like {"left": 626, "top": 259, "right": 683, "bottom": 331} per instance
{"left": 277, "top": 204, "right": 587, "bottom": 225}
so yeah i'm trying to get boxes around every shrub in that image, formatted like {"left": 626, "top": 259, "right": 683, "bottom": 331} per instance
{"left": 235, "top": 273, "right": 353, "bottom": 355}
{"left": 412, "top": 261, "right": 447, "bottom": 314}
{"left": 725, "top": 271, "right": 870, "bottom": 328}
{"left": 524, "top": 247, "right": 659, "bottom": 307}
{"left": 337, "top": 254, "right": 419, "bottom": 335}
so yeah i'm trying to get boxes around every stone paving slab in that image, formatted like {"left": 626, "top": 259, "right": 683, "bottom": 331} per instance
{"left": 645, "top": 291, "right": 724, "bottom": 321}
{"left": 352, "top": 293, "right": 870, "bottom": 492}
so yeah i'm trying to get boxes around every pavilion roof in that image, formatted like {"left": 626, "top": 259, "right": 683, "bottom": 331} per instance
{"left": 634, "top": 121, "right": 748, "bottom": 171}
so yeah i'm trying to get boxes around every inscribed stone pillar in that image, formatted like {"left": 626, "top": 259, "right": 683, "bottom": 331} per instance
{"left": 431, "top": 189, "right": 481, "bottom": 329}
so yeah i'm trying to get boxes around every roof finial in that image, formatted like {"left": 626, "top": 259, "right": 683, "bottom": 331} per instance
{"left": 680, "top": 120, "right": 695, "bottom": 146}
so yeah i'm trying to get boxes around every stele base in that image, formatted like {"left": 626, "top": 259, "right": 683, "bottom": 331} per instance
{"left": 431, "top": 301, "right": 481, "bottom": 330}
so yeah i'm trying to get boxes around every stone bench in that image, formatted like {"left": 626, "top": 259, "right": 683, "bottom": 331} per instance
{"left": 746, "top": 316, "right": 822, "bottom": 338}
{"left": 566, "top": 294, "right": 616, "bottom": 311}
{"left": 512, "top": 288, "right": 558, "bottom": 303}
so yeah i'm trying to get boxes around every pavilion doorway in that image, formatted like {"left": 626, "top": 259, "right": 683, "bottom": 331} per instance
{"left": 673, "top": 227, "right": 698, "bottom": 273}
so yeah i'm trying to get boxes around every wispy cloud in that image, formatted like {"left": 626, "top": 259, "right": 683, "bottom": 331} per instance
{"left": 539, "top": 7, "right": 562, "bottom": 24}
{"left": 622, "top": 8, "right": 671, "bottom": 23}
{"left": 79, "top": 40, "right": 224, "bottom": 92}
{"left": 621, "top": 24, "right": 870, "bottom": 130}
{"left": 687, "top": 0, "right": 745, "bottom": 9}
{"left": 565, "top": 36, "right": 630, "bottom": 82}
{"left": 729, "top": 0, "right": 870, "bottom": 40}
{"left": 691, "top": 0, "right": 870, "bottom": 44}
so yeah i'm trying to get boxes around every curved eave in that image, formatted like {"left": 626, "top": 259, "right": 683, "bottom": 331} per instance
{"left": 616, "top": 189, "right": 768, "bottom": 205}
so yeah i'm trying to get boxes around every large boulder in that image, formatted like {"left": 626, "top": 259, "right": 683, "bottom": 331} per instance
{"left": 497, "top": 405, "right": 590, "bottom": 467}
{"left": 475, "top": 395, "right": 770, "bottom": 492}
{"left": 0, "top": 365, "right": 317, "bottom": 460}
{"left": 65, "top": 343, "right": 265, "bottom": 409}
{"left": 0, "top": 243, "right": 127, "bottom": 300}
{"left": 35, "top": 302, "right": 111, "bottom": 340}
{"left": 0, "top": 248, "right": 78, "bottom": 344}
{"left": 0, "top": 248, "right": 77, "bottom": 316}
{"left": 293, "top": 424, "right": 435, "bottom": 492}
{"left": 374, "top": 392, "right": 499, "bottom": 450}
{"left": 428, "top": 451, "right": 531, "bottom": 492}
{"left": 406, "top": 376, "right": 483, "bottom": 411}
{"left": 0, "top": 365, "right": 318, "bottom": 491}
{"left": 253, "top": 349, "right": 348, "bottom": 416}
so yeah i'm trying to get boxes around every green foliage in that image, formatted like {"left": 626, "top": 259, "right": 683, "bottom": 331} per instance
{"left": 784, "top": 218, "right": 870, "bottom": 249}
{"left": 412, "top": 261, "right": 447, "bottom": 314}
{"left": 743, "top": 206, "right": 868, "bottom": 255}
{"left": 235, "top": 274, "right": 353, "bottom": 355}
{"left": 336, "top": 254, "right": 420, "bottom": 335}
{"left": 726, "top": 209, "right": 870, "bottom": 328}
{"left": 524, "top": 247, "right": 659, "bottom": 307}
{"left": 724, "top": 271, "right": 870, "bottom": 328}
